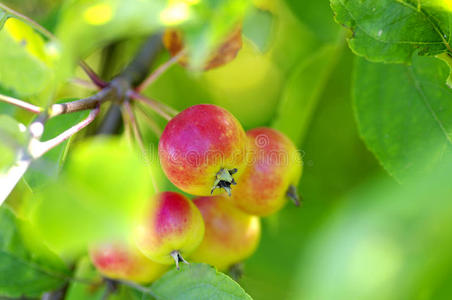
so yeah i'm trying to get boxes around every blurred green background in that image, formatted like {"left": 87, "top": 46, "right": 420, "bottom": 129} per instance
{"left": 3, "top": 0, "right": 452, "bottom": 299}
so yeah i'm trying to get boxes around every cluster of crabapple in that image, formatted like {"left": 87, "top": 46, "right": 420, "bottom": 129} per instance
{"left": 89, "top": 28, "right": 302, "bottom": 285}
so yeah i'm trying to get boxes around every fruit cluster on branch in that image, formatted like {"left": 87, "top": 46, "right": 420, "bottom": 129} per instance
{"left": 91, "top": 104, "right": 302, "bottom": 283}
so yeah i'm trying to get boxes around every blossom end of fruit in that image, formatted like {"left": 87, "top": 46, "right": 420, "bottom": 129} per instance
{"left": 170, "top": 250, "right": 189, "bottom": 270}
{"left": 211, "top": 168, "right": 238, "bottom": 197}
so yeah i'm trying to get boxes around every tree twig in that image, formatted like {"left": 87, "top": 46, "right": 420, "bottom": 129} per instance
{"left": 0, "top": 34, "right": 165, "bottom": 203}
{"left": 0, "top": 153, "right": 32, "bottom": 206}
{"left": 0, "top": 93, "right": 43, "bottom": 114}
{"left": 30, "top": 107, "right": 100, "bottom": 158}
{"left": 49, "top": 86, "right": 114, "bottom": 118}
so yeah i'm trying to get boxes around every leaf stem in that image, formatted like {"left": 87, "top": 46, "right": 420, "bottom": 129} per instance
{"left": 136, "top": 50, "right": 186, "bottom": 92}
{"left": 0, "top": 93, "right": 43, "bottom": 114}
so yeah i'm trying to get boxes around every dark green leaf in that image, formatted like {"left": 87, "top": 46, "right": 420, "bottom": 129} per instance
{"left": 152, "top": 263, "right": 252, "bottom": 300}
{"left": 331, "top": 0, "right": 452, "bottom": 63}
{"left": 353, "top": 55, "right": 452, "bottom": 181}
{"left": 0, "top": 205, "right": 69, "bottom": 298}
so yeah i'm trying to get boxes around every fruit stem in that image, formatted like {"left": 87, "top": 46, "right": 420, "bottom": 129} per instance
{"left": 69, "top": 78, "right": 100, "bottom": 90}
{"left": 128, "top": 91, "right": 174, "bottom": 121}
{"left": 211, "top": 168, "right": 238, "bottom": 196}
{"left": 135, "top": 104, "right": 163, "bottom": 137}
{"left": 170, "top": 250, "right": 189, "bottom": 270}
{"left": 136, "top": 49, "right": 187, "bottom": 92}
{"left": 123, "top": 101, "right": 159, "bottom": 192}
{"left": 286, "top": 184, "right": 301, "bottom": 206}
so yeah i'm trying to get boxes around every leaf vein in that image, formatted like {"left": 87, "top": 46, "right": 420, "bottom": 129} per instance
{"left": 406, "top": 66, "right": 452, "bottom": 145}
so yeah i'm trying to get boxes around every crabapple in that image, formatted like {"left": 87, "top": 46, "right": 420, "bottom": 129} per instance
{"left": 89, "top": 242, "right": 168, "bottom": 283}
{"left": 190, "top": 195, "right": 261, "bottom": 271}
{"left": 231, "top": 127, "right": 302, "bottom": 216}
{"left": 134, "top": 192, "right": 205, "bottom": 269}
{"left": 158, "top": 104, "right": 248, "bottom": 196}
{"left": 163, "top": 26, "right": 242, "bottom": 70}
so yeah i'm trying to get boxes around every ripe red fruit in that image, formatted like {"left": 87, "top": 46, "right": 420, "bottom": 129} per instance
{"left": 134, "top": 192, "right": 205, "bottom": 269}
{"left": 89, "top": 242, "right": 167, "bottom": 283}
{"left": 163, "top": 27, "right": 242, "bottom": 70}
{"left": 231, "top": 127, "right": 302, "bottom": 216}
{"left": 159, "top": 104, "right": 248, "bottom": 196}
{"left": 190, "top": 195, "right": 261, "bottom": 271}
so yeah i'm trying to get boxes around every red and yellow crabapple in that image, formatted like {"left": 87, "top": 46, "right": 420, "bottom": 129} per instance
{"left": 163, "top": 26, "right": 242, "bottom": 70}
{"left": 134, "top": 192, "right": 205, "bottom": 269}
{"left": 89, "top": 242, "right": 168, "bottom": 283}
{"left": 231, "top": 127, "right": 302, "bottom": 216}
{"left": 159, "top": 104, "right": 248, "bottom": 196}
{"left": 190, "top": 195, "right": 261, "bottom": 271}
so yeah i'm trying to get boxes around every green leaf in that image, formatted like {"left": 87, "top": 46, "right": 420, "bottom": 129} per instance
{"left": 24, "top": 103, "right": 89, "bottom": 190}
{"left": 31, "top": 137, "right": 156, "bottom": 253}
{"left": 0, "top": 84, "right": 18, "bottom": 116}
{"left": 331, "top": 0, "right": 452, "bottom": 63}
{"left": 243, "top": 7, "right": 274, "bottom": 52}
{"left": 152, "top": 263, "right": 252, "bottom": 300}
{"left": 66, "top": 257, "right": 105, "bottom": 300}
{"left": 284, "top": 0, "right": 341, "bottom": 42}
{"left": 0, "top": 205, "right": 69, "bottom": 298}
{"left": 0, "top": 7, "right": 8, "bottom": 29}
{"left": 353, "top": 55, "right": 452, "bottom": 181}
{"left": 292, "top": 153, "right": 452, "bottom": 300}
{"left": 272, "top": 43, "right": 342, "bottom": 144}
{"left": 0, "top": 17, "right": 57, "bottom": 100}
{"left": 55, "top": 0, "right": 166, "bottom": 79}
{"left": 174, "top": 0, "right": 251, "bottom": 69}
{"left": 0, "top": 115, "right": 27, "bottom": 171}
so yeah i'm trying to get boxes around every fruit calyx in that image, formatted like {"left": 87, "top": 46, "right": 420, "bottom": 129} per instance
{"left": 170, "top": 250, "right": 189, "bottom": 270}
{"left": 211, "top": 168, "right": 238, "bottom": 196}
{"left": 286, "top": 184, "right": 301, "bottom": 207}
